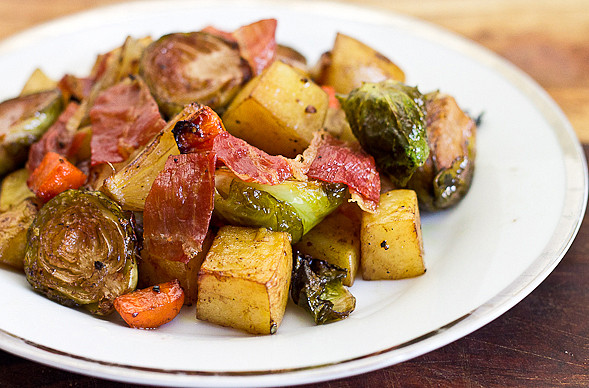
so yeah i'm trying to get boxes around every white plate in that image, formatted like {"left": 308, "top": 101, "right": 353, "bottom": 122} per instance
{"left": 0, "top": 0, "right": 586, "bottom": 386}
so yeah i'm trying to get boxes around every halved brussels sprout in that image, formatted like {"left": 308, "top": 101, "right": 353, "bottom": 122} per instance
{"left": 338, "top": 80, "right": 429, "bottom": 186}
{"left": 140, "top": 32, "right": 252, "bottom": 117}
{"left": 0, "top": 89, "right": 63, "bottom": 177}
{"left": 24, "top": 190, "right": 138, "bottom": 315}
{"left": 290, "top": 251, "right": 356, "bottom": 324}
{"left": 214, "top": 178, "right": 305, "bottom": 242}
{"left": 248, "top": 179, "right": 347, "bottom": 235}
{"left": 406, "top": 92, "right": 477, "bottom": 211}
{"left": 214, "top": 169, "right": 347, "bottom": 242}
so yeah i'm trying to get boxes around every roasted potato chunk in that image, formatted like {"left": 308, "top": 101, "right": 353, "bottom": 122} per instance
{"left": 222, "top": 61, "right": 328, "bottom": 157}
{"left": 313, "top": 33, "right": 405, "bottom": 94}
{"left": 361, "top": 189, "right": 425, "bottom": 280}
{"left": 293, "top": 209, "right": 360, "bottom": 286}
{"left": 20, "top": 68, "right": 58, "bottom": 96}
{"left": 0, "top": 198, "right": 41, "bottom": 269}
{"left": 0, "top": 168, "right": 34, "bottom": 212}
{"left": 196, "top": 226, "right": 292, "bottom": 335}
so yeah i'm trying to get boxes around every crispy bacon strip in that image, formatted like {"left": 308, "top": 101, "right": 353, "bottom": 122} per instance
{"left": 213, "top": 132, "right": 292, "bottom": 185}
{"left": 26, "top": 101, "right": 81, "bottom": 172}
{"left": 203, "top": 19, "right": 277, "bottom": 75}
{"left": 89, "top": 78, "right": 166, "bottom": 165}
{"left": 201, "top": 25, "right": 235, "bottom": 42}
{"left": 305, "top": 133, "right": 381, "bottom": 212}
{"left": 172, "top": 105, "right": 292, "bottom": 185}
{"left": 143, "top": 152, "right": 216, "bottom": 263}
{"left": 233, "top": 19, "right": 277, "bottom": 75}
{"left": 58, "top": 74, "right": 95, "bottom": 102}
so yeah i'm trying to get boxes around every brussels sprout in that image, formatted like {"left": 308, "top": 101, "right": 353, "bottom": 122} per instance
{"left": 214, "top": 169, "right": 347, "bottom": 242}
{"left": 248, "top": 179, "right": 347, "bottom": 235}
{"left": 215, "top": 178, "right": 305, "bottom": 242}
{"left": 24, "top": 190, "right": 138, "bottom": 315}
{"left": 140, "top": 32, "right": 251, "bottom": 118}
{"left": 338, "top": 80, "right": 429, "bottom": 186}
{"left": 0, "top": 89, "right": 63, "bottom": 177}
{"left": 290, "top": 251, "right": 356, "bottom": 325}
{"left": 406, "top": 92, "right": 477, "bottom": 211}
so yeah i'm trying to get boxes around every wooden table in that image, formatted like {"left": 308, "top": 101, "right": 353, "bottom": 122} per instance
{"left": 0, "top": 1, "right": 587, "bottom": 387}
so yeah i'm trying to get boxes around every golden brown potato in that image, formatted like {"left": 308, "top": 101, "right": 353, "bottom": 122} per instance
{"left": 20, "top": 68, "right": 58, "bottom": 96}
{"left": 138, "top": 232, "right": 214, "bottom": 306}
{"left": 293, "top": 208, "right": 360, "bottom": 286}
{"left": 313, "top": 33, "right": 405, "bottom": 94}
{"left": 0, "top": 198, "right": 41, "bottom": 269}
{"left": 222, "top": 61, "right": 328, "bottom": 157}
{"left": 360, "top": 189, "right": 426, "bottom": 280}
{"left": 0, "top": 168, "right": 34, "bottom": 212}
{"left": 196, "top": 226, "right": 292, "bottom": 335}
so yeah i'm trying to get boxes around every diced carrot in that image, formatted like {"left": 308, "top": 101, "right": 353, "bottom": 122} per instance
{"left": 27, "top": 151, "right": 87, "bottom": 203}
{"left": 321, "top": 85, "right": 340, "bottom": 109}
{"left": 114, "top": 280, "right": 185, "bottom": 329}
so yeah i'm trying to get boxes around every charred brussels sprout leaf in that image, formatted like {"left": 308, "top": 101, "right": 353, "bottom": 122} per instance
{"left": 214, "top": 179, "right": 305, "bottom": 242}
{"left": 140, "top": 32, "right": 251, "bottom": 118}
{"left": 248, "top": 179, "right": 347, "bottom": 236}
{"left": 431, "top": 141, "right": 475, "bottom": 209}
{"left": 338, "top": 80, "right": 429, "bottom": 185}
{"left": 214, "top": 170, "right": 347, "bottom": 243}
{"left": 406, "top": 92, "right": 477, "bottom": 211}
{"left": 24, "top": 190, "right": 138, "bottom": 315}
{"left": 290, "top": 252, "right": 356, "bottom": 324}
{"left": 0, "top": 89, "right": 63, "bottom": 177}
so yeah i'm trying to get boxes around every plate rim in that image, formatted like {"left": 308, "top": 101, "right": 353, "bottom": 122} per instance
{"left": 0, "top": 0, "right": 586, "bottom": 386}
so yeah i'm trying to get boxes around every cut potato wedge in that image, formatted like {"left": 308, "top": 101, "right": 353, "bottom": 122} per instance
{"left": 196, "top": 226, "right": 292, "bottom": 335}
{"left": 293, "top": 209, "right": 360, "bottom": 286}
{"left": 0, "top": 198, "right": 41, "bottom": 269}
{"left": 222, "top": 61, "right": 328, "bottom": 157}
{"left": 20, "top": 68, "right": 58, "bottom": 96}
{"left": 314, "top": 33, "right": 405, "bottom": 94}
{"left": 360, "top": 189, "right": 425, "bottom": 280}
{"left": 0, "top": 168, "right": 34, "bottom": 212}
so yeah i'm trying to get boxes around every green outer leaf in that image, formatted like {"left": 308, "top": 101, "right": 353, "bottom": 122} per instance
{"left": 339, "top": 80, "right": 429, "bottom": 185}
{"left": 214, "top": 169, "right": 347, "bottom": 243}
{"left": 290, "top": 252, "right": 356, "bottom": 325}
{"left": 24, "top": 189, "right": 138, "bottom": 315}
{"left": 0, "top": 89, "right": 64, "bottom": 176}
{"left": 248, "top": 180, "right": 347, "bottom": 235}
{"left": 214, "top": 180, "right": 305, "bottom": 242}
{"left": 432, "top": 133, "right": 476, "bottom": 209}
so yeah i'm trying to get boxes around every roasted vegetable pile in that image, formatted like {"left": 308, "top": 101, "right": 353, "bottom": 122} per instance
{"left": 0, "top": 19, "right": 477, "bottom": 334}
